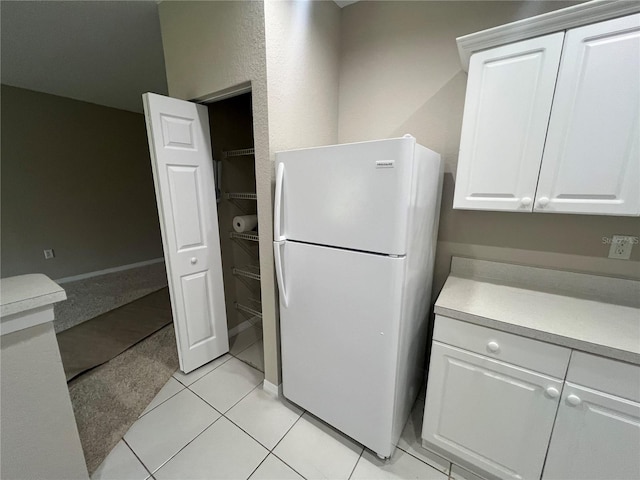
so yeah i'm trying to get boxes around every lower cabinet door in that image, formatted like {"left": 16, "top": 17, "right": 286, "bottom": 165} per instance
{"left": 422, "top": 342, "right": 563, "bottom": 480}
{"left": 542, "top": 382, "right": 640, "bottom": 480}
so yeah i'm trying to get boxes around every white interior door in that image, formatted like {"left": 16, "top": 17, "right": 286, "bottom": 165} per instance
{"left": 535, "top": 14, "right": 640, "bottom": 215}
{"left": 276, "top": 240, "right": 405, "bottom": 457}
{"left": 143, "top": 92, "right": 228, "bottom": 373}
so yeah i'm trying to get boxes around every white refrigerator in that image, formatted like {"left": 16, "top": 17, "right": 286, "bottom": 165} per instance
{"left": 273, "top": 136, "right": 443, "bottom": 459}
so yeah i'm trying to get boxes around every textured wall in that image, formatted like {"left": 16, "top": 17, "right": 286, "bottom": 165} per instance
{"left": 338, "top": 1, "right": 640, "bottom": 296}
{"left": 158, "top": 1, "right": 341, "bottom": 385}
{"left": 157, "top": 0, "right": 279, "bottom": 382}
{"left": 1, "top": 85, "right": 164, "bottom": 280}
{"left": 1, "top": 322, "right": 88, "bottom": 480}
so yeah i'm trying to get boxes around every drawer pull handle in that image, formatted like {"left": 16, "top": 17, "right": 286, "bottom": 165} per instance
{"left": 545, "top": 387, "right": 560, "bottom": 399}
{"left": 190, "top": 257, "right": 198, "bottom": 265}
{"left": 567, "top": 394, "right": 582, "bottom": 407}
{"left": 487, "top": 341, "right": 500, "bottom": 353}
{"left": 521, "top": 197, "right": 532, "bottom": 207}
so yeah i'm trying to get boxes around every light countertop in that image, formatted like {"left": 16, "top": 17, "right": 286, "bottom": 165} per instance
{"left": 435, "top": 258, "right": 640, "bottom": 365}
{"left": 1, "top": 274, "right": 67, "bottom": 318}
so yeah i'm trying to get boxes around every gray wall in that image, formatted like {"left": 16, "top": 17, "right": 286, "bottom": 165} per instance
{"left": 338, "top": 1, "right": 640, "bottom": 295}
{"left": 1, "top": 322, "right": 88, "bottom": 479}
{"left": 1, "top": 85, "right": 164, "bottom": 279}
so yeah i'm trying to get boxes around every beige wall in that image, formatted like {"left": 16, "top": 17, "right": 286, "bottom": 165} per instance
{"left": 338, "top": 1, "right": 640, "bottom": 296}
{"left": 1, "top": 85, "right": 163, "bottom": 279}
{"left": 158, "top": 1, "right": 341, "bottom": 385}
{"left": 157, "top": 0, "right": 279, "bottom": 382}
{"left": 1, "top": 322, "right": 88, "bottom": 479}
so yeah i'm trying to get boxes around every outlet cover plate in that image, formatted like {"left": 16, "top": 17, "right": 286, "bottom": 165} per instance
{"left": 43, "top": 249, "right": 55, "bottom": 260}
{"left": 608, "top": 235, "right": 637, "bottom": 260}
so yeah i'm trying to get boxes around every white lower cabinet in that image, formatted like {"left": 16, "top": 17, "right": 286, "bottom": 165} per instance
{"left": 422, "top": 317, "right": 640, "bottom": 480}
{"left": 542, "top": 388, "right": 640, "bottom": 480}
{"left": 422, "top": 341, "right": 563, "bottom": 480}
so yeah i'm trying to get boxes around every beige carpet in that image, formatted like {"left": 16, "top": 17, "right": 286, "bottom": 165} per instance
{"left": 68, "top": 324, "right": 179, "bottom": 475}
{"left": 58, "top": 288, "right": 172, "bottom": 380}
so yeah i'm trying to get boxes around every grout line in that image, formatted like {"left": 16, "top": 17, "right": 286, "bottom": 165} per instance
{"left": 173, "top": 354, "right": 233, "bottom": 387}
{"left": 245, "top": 453, "right": 270, "bottom": 480}
{"left": 270, "top": 451, "right": 308, "bottom": 480}
{"left": 123, "top": 437, "right": 154, "bottom": 478}
{"left": 187, "top": 377, "right": 262, "bottom": 415}
{"left": 347, "top": 449, "right": 364, "bottom": 480}
{"left": 148, "top": 416, "right": 223, "bottom": 475}
{"left": 269, "top": 410, "right": 304, "bottom": 453}
{"left": 138, "top": 381, "right": 186, "bottom": 419}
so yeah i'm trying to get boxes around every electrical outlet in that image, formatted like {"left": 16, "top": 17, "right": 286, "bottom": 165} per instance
{"left": 608, "top": 235, "right": 637, "bottom": 260}
{"left": 43, "top": 249, "right": 55, "bottom": 260}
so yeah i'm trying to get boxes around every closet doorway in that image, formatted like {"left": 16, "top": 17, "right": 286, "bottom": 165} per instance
{"left": 207, "top": 92, "right": 263, "bottom": 371}
{"left": 144, "top": 88, "right": 263, "bottom": 375}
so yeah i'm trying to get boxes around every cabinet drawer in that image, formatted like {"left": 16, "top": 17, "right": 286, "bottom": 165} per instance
{"left": 567, "top": 351, "right": 640, "bottom": 402}
{"left": 433, "top": 315, "right": 570, "bottom": 378}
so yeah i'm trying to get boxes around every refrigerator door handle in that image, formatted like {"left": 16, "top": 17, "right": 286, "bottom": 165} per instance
{"left": 274, "top": 162, "right": 285, "bottom": 241}
{"left": 273, "top": 241, "right": 289, "bottom": 307}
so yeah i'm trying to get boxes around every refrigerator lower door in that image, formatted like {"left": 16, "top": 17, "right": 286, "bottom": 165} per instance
{"left": 278, "top": 240, "right": 405, "bottom": 457}
{"left": 276, "top": 137, "right": 416, "bottom": 255}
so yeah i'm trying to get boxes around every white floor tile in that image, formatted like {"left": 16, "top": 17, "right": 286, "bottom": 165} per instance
{"left": 450, "top": 464, "right": 488, "bottom": 480}
{"left": 227, "top": 386, "right": 303, "bottom": 449}
{"left": 351, "top": 448, "right": 448, "bottom": 480}
{"left": 229, "top": 325, "right": 263, "bottom": 356}
{"left": 190, "top": 357, "right": 263, "bottom": 413}
{"left": 92, "top": 441, "right": 150, "bottom": 480}
{"left": 154, "top": 417, "right": 268, "bottom": 480}
{"left": 273, "top": 412, "right": 363, "bottom": 480}
{"left": 250, "top": 454, "right": 303, "bottom": 480}
{"left": 141, "top": 378, "right": 184, "bottom": 416}
{"left": 172, "top": 354, "right": 231, "bottom": 386}
{"left": 124, "top": 389, "right": 220, "bottom": 473}
{"left": 236, "top": 339, "right": 264, "bottom": 372}
{"left": 397, "top": 400, "right": 450, "bottom": 475}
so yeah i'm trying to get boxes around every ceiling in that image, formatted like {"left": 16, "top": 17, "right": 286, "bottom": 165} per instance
{"left": 1, "top": 1, "right": 168, "bottom": 113}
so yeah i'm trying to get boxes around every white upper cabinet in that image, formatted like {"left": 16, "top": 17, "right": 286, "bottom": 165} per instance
{"left": 535, "top": 14, "right": 640, "bottom": 216}
{"left": 454, "top": 33, "right": 564, "bottom": 212}
{"left": 454, "top": 13, "right": 640, "bottom": 216}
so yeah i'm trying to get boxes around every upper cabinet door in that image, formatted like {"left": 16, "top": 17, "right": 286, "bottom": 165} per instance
{"left": 454, "top": 33, "right": 564, "bottom": 212}
{"left": 535, "top": 14, "right": 640, "bottom": 216}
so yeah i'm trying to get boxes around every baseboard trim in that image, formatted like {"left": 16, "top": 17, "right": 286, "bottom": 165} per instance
{"left": 263, "top": 379, "right": 282, "bottom": 397}
{"left": 55, "top": 258, "right": 165, "bottom": 284}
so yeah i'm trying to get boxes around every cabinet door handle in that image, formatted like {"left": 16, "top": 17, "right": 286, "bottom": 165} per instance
{"left": 566, "top": 394, "right": 582, "bottom": 407}
{"left": 545, "top": 387, "right": 560, "bottom": 398}
{"left": 487, "top": 341, "right": 500, "bottom": 353}
{"left": 537, "top": 196, "right": 550, "bottom": 208}
{"left": 521, "top": 197, "right": 532, "bottom": 207}
{"left": 190, "top": 257, "right": 197, "bottom": 265}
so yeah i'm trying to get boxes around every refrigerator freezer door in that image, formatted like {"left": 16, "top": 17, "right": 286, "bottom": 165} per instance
{"left": 278, "top": 240, "right": 405, "bottom": 457}
{"left": 276, "top": 138, "right": 416, "bottom": 255}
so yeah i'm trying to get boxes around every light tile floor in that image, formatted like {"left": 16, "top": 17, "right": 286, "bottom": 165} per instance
{"left": 94, "top": 351, "right": 471, "bottom": 480}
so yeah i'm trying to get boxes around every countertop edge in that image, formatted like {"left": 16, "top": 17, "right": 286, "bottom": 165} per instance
{"left": 434, "top": 305, "right": 640, "bottom": 366}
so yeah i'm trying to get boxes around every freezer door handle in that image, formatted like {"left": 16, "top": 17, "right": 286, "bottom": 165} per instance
{"left": 274, "top": 162, "right": 285, "bottom": 241}
{"left": 274, "top": 241, "right": 289, "bottom": 307}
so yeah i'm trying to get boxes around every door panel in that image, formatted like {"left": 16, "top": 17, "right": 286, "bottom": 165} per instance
{"left": 454, "top": 33, "right": 564, "bottom": 212}
{"left": 543, "top": 382, "right": 640, "bottom": 480}
{"left": 276, "top": 137, "right": 415, "bottom": 255}
{"left": 536, "top": 14, "right": 640, "bottom": 215}
{"left": 278, "top": 240, "right": 405, "bottom": 456}
{"left": 143, "top": 93, "right": 228, "bottom": 373}
{"left": 422, "top": 342, "right": 562, "bottom": 480}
